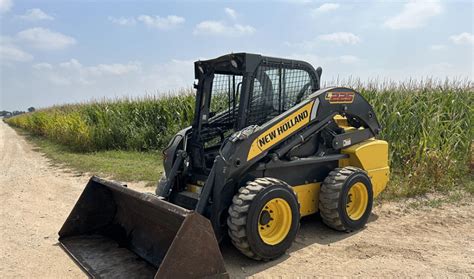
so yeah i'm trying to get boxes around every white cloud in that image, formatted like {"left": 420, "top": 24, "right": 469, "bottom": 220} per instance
{"left": 57, "top": 59, "right": 140, "bottom": 76}
{"left": 0, "top": 35, "right": 12, "bottom": 45}
{"left": 108, "top": 16, "right": 136, "bottom": 26}
{"left": 194, "top": 21, "right": 255, "bottom": 36}
{"left": 313, "top": 3, "right": 340, "bottom": 13}
{"left": 32, "top": 63, "right": 53, "bottom": 70}
{"left": 0, "top": 36, "right": 34, "bottom": 63}
{"left": 59, "top": 58, "right": 82, "bottom": 70}
{"left": 17, "top": 27, "right": 76, "bottom": 50}
{"left": 430, "top": 44, "right": 445, "bottom": 50}
{"left": 284, "top": 0, "right": 312, "bottom": 4}
{"left": 289, "top": 53, "right": 361, "bottom": 67}
{"left": 33, "top": 59, "right": 142, "bottom": 86}
{"left": 450, "top": 32, "right": 474, "bottom": 45}
{"left": 30, "top": 58, "right": 191, "bottom": 91}
{"left": 318, "top": 32, "right": 361, "bottom": 45}
{"left": 0, "top": 0, "right": 13, "bottom": 14}
{"left": 285, "top": 32, "right": 360, "bottom": 49}
{"left": 0, "top": 44, "right": 33, "bottom": 62}
{"left": 225, "top": 8, "right": 237, "bottom": 19}
{"left": 384, "top": 0, "right": 442, "bottom": 30}
{"left": 19, "top": 8, "right": 54, "bottom": 21}
{"left": 137, "top": 15, "right": 185, "bottom": 30}
{"left": 108, "top": 14, "right": 186, "bottom": 29}
{"left": 88, "top": 62, "right": 141, "bottom": 76}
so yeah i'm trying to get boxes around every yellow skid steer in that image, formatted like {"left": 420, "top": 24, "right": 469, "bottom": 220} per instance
{"left": 59, "top": 53, "right": 389, "bottom": 278}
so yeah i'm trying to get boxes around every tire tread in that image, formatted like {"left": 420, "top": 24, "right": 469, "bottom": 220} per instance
{"left": 227, "top": 177, "right": 296, "bottom": 261}
{"left": 319, "top": 167, "right": 368, "bottom": 232}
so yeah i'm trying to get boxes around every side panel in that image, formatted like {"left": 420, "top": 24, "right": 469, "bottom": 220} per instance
{"left": 293, "top": 183, "right": 320, "bottom": 217}
{"left": 339, "top": 139, "right": 390, "bottom": 197}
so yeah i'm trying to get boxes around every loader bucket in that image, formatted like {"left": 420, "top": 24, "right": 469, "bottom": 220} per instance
{"left": 58, "top": 176, "right": 227, "bottom": 278}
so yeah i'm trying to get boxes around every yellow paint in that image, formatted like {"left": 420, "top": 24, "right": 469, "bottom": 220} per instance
{"left": 333, "top": 115, "right": 349, "bottom": 128}
{"left": 196, "top": 180, "right": 205, "bottom": 186}
{"left": 365, "top": 168, "right": 389, "bottom": 197}
{"left": 333, "top": 115, "right": 357, "bottom": 132}
{"left": 186, "top": 184, "right": 202, "bottom": 194}
{"left": 346, "top": 182, "right": 368, "bottom": 220}
{"left": 339, "top": 139, "right": 390, "bottom": 197}
{"left": 247, "top": 101, "right": 314, "bottom": 161}
{"left": 293, "top": 183, "right": 320, "bottom": 217}
{"left": 258, "top": 198, "right": 292, "bottom": 245}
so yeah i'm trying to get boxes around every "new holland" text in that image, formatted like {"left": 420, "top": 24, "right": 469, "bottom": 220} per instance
{"left": 257, "top": 110, "right": 309, "bottom": 148}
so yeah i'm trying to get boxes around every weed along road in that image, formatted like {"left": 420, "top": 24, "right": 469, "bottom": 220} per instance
{"left": 0, "top": 120, "right": 473, "bottom": 278}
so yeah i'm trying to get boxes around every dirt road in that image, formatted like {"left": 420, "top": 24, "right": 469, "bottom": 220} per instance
{"left": 1, "top": 120, "right": 473, "bottom": 278}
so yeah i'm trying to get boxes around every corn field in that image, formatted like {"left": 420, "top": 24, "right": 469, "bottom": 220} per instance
{"left": 5, "top": 79, "right": 473, "bottom": 196}
{"left": 345, "top": 78, "right": 473, "bottom": 196}
{"left": 6, "top": 90, "right": 196, "bottom": 151}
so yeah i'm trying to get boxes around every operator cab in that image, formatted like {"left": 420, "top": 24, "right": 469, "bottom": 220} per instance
{"left": 190, "top": 53, "right": 322, "bottom": 172}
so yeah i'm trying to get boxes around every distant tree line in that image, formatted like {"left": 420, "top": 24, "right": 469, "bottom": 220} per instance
{"left": 0, "top": 107, "right": 35, "bottom": 118}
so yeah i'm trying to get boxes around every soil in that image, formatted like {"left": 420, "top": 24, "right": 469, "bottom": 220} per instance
{"left": 1, "top": 121, "right": 472, "bottom": 278}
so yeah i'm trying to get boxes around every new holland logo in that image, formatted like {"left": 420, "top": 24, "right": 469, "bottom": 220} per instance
{"left": 247, "top": 101, "right": 314, "bottom": 161}
{"left": 257, "top": 110, "right": 309, "bottom": 149}
{"left": 325, "top": 91, "right": 355, "bottom": 104}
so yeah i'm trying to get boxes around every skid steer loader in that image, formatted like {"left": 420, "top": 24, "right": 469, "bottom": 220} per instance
{"left": 59, "top": 53, "right": 389, "bottom": 278}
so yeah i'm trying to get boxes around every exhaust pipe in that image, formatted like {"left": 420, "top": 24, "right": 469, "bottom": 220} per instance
{"left": 59, "top": 176, "right": 227, "bottom": 278}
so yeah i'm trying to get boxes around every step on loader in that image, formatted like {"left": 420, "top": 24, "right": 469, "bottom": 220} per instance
{"left": 59, "top": 53, "right": 390, "bottom": 278}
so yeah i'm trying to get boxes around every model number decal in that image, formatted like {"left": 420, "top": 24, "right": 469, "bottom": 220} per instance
{"left": 325, "top": 91, "right": 355, "bottom": 104}
{"left": 247, "top": 101, "right": 314, "bottom": 161}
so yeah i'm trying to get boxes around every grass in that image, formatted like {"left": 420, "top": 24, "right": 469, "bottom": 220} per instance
{"left": 24, "top": 131, "right": 163, "bottom": 186}
{"left": 5, "top": 78, "right": 473, "bottom": 198}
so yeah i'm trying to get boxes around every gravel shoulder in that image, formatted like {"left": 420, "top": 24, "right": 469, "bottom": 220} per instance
{"left": 1, "top": 121, "right": 472, "bottom": 278}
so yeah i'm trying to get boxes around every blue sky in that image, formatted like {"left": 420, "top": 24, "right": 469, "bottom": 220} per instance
{"left": 1, "top": 0, "right": 473, "bottom": 111}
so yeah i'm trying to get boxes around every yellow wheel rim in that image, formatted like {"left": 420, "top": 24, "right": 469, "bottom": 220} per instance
{"left": 257, "top": 198, "right": 292, "bottom": 245}
{"left": 346, "top": 182, "right": 368, "bottom": 221}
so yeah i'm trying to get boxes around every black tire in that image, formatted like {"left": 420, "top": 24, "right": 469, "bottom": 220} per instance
{"left": 227, "top": 178, "right": 300, "bottom": 260}
{"left": 319, "top": 166, "right": 373, "bottom": 232}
